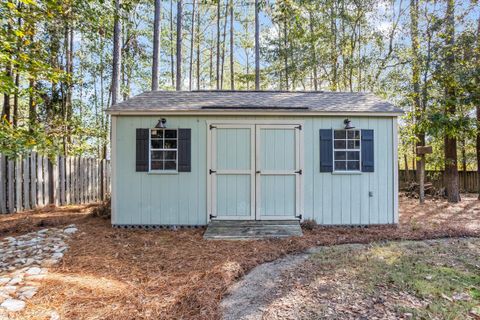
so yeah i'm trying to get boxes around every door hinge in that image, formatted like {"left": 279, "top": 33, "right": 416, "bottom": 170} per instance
{"left": 209, "top": 214, "right": 216, "bottom": 220}
{"left": 296, "top": 214, "right": 302, "bottom": 220}
{"left": 295, "top": 125, "right": 302, "bottom": 130}
{"left": 295, "top": 169, "right": 302, "bottom": 175}
{"left": 209, "top": 169, "right": 216, "bottom": 174}
{"left": 209, "top": 124, "right": 216, "bottom": 130}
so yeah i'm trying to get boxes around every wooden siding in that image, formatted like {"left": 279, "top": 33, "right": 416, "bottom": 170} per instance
{"left": 112, "top": 115, "right": 396, "bottom": 226}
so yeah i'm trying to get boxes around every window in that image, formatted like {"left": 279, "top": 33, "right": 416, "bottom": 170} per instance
{"left": 333, "top": 130, "right": 361, "bottom": 171}
{"left": 150, "top": 129, "right": 178, "bottom": 171}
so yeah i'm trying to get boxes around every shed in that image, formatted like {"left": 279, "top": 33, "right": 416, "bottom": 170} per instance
{"left": 107, "top": 91, "right": 402, "bottom": 229}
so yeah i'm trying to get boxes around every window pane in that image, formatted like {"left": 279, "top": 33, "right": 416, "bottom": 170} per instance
{"left": 354, "top": 130, "right": 360, "bottom": 139}
{"left": 355, "top": 140, "right": 360, "bottom": 149}
{"left": 163, "top": 151, "right": 176, "bottom": 160}
{"left": 335, "top": 151, "right": 346, "bottom": 161}
{"left": 165, "top": 130, "right": 177, "bottom": 138}
{"left": 347, "top": 140, "right": 356, "bottom": 149}
{"left": 164, "top": 139, "right": 177, "bottom": 149}
{"left": 151, "top": 161, "right": 163, "bottom": 170}
{"left": 151, "top": 139, "right": 163, "bottom": 149}
{"left": 334, "top": 130, "right": 346, "bottom": 139}
{"left": 335, "top": 161, "right": 346, "bottom": 170}
{"left": 347, "top": 151, "right": 360, "bottom": 160}
{"left": 347, "top": 130, "right": 356, "bottom": 139}
{"left": 334, "top": 140, "right": 346, "bottom": 149}
{"left": 151, "top": 151, "right": 163, "bottom": 160}
{"left": 164, "top": 160, "right": 177, "bottom": 170}
{"left": 151, "top": 129, "right": 163, "bottom": 138}
{"left": 347, "top": 161, "right": 360, "bottom": 171}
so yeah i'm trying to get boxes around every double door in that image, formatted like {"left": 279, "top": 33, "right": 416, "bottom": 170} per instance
{"left": 208, "top": 123, "right": 302, "bottom": 220}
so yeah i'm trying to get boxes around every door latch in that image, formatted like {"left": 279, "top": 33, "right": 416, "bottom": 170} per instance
{"left": 295, "top": 169, "right": 302, "bottom": 174}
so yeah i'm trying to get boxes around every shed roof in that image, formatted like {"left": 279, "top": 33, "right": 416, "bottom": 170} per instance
{"left": 107, "top": 90, "right": 403, "bottom": 115}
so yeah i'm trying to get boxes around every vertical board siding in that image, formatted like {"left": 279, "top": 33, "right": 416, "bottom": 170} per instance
{"left": 113, "top": 115, "right": 396, "bottom": 226}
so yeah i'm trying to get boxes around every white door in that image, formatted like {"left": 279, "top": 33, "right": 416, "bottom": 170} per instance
{"left": 209, "top": 124, "right": 256, "bottom": 220}
{"left": 256, "top": 125, "right": 301, "bottom": 220}
{"left": 208, "top": 123, "right": 302, "bottom": 221}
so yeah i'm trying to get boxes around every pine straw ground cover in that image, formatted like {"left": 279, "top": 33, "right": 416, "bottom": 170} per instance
{"left": 0, "top": 194, "right": 479, "bottom": 319}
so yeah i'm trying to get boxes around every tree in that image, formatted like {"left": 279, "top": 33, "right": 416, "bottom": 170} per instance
{"left": 410, "top": 0, "right": 425, "bottom": 203}
{"left": 188, "top": 0, "right": 196, "bottom": 91}
{"left": 254, "top": 0, "right": 260, "bottom": 90}
{"left": 112, "top": 0, "right": 122, "bottom": 106}
{"left": 443, "top": 0, "right": 460, "bottom": 202}
{"left": 152, "top": 0, "right": 162, "bottom": 91}
{"left": 176, "top": 0, "right": 183, "bottom": 90}
{"left": 229, "top": 0, "right": 234, "bottom": 90}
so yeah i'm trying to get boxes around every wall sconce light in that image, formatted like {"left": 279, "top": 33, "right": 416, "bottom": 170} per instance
{"left": 344, "top": 118, "right": 355, "bottom": 130}
{"left": 155, "top": 118, "right": 167, "bottom": 129}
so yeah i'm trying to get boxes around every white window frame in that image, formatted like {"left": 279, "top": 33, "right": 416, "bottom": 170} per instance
{"left": 333, "top": 129, "right": 361, "bottom": 172}
{"left": 149, "top": 128, "right": 178, "bottom": 173}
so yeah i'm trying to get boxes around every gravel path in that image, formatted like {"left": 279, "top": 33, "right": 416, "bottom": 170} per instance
{"left": 0, "top": 225, "right": 78, "bottom": 318}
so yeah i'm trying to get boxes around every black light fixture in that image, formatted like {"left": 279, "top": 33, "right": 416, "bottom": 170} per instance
{"left": 155, "top": 118, "right": 167, "bottom": 128}
{"left": 344, "top": 118, "right": 355, "bottom": 130}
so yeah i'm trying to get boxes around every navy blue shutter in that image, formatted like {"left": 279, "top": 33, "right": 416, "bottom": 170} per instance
{"left": 320, "top": 129, "right": 333, "bottom": 172}
{"left": 136, "top": 128, "right": 149, "bottom": 172}
{"left": 178, "top": 128, "right": 191, "bottom": 172}
{"left": 361, "top": 129, "right": 374, "bottom": 172}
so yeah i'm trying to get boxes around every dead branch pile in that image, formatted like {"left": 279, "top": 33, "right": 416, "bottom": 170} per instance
{"left": 403, "top": 182, "right": 446, "bottom": 199}
{"left": 91, "top": 195, "right": 111, "bottom": 219}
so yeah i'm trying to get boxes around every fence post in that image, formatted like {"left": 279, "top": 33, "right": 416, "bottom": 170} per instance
{"left": 0, "top": 154, "right": 6, "bottom": 214}
{"left": 30, "top": 152, "right": 37, "bottom": 209}
{"left": 15, "top": 157, "right": 22, "bottom": 212}
{"left": 37, "top": 154, "right": 44, "bottom": 208}
{"left": 52, "top": 156, "right": 59, "bottom": 206}
{"left": 7, "top": 160, "right": 14, "bottom": 213}
{"left": 66, "top": 156, "right": 71, "bottom": 204}
{"left": 59, "top": 156, "right": 65, "bottom": 206}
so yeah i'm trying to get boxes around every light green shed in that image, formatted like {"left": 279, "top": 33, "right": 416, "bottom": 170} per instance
{"left": 107, "top": 91, "right": 402, "bottom": 227}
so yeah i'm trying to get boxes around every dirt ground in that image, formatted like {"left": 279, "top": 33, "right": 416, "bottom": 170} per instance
{"left": 0, "top": 194, "right": 479, "bottom": 319}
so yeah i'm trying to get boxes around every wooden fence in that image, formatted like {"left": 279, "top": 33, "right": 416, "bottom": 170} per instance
{"left": 0, "top": 153, "right": 111, "bottom": 214}
{"left": 399, "top": 170, "right": 479, "bottom": 193}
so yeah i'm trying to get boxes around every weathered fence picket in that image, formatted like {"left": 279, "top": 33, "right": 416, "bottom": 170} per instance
{"left": 0, "top": 152, "right": 110, "bottom": 214}
{"left": 0, "top": 155, "right": 6, "bottom": 214}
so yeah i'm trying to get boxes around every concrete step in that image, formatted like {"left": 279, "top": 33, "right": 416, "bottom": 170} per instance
{"left": 203, "top": 220, "right": 303, "bottom": 240}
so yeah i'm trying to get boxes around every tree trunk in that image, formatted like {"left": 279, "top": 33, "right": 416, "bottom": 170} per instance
{"left": 309, "top": 11, "right": 318, "bottom": 91}
{"left": 2, "top": 19, "right": 12, "bottom": 122}
{"left": 170, "top": 0, "right": 175, "bottom": 88}
{"left": 220, "top": 0, "right": 228, "bottom": 89}
{"left": 188, "top": 0, "right": 196, "bottom": 91}
{"left": 254, "top": 0, "right": 260, "bottom": 90}
{"left": 152, "top": 0, "right": 161, "bottom": 91}
{"left": 176, "top": 0, "right": 183, "bottom": 91}
{"left": 444, "top": 0, "right": 460, "bottom": 202}
{"left": 196, "top": 5, "right": 201, "bottom": 90}
{"left": 112, "top": 0, "right": 122, "bottom": 106}
{"left": 283, "top": 17, "right": 289, "bottom": 90}
{"left": 229, "top": 0, "right": 234, "bottom": 90}
{"left": 475, "top": 17, "right": 480, "bottom": 199}
{"left": 216, "top": 0, "right": 221, "bottom": 89}
{"left": 410, "top": 0, "right": 425, "bottom": 203}
{"left": 330, "top": 4, "right": 337, "bottom": 91}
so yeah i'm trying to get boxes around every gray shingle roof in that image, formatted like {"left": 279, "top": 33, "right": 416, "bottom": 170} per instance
{"left": 108, "top": 90, "right": 403, "bottom": 115}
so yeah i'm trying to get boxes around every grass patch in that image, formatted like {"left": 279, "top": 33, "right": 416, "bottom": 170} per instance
{"left": 310, "top": 239, "right": 480, "bottom": 319}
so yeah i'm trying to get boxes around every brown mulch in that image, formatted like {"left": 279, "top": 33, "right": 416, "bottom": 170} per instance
{"left": 1, "top": 194, "right": 479, "bottom": 320}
